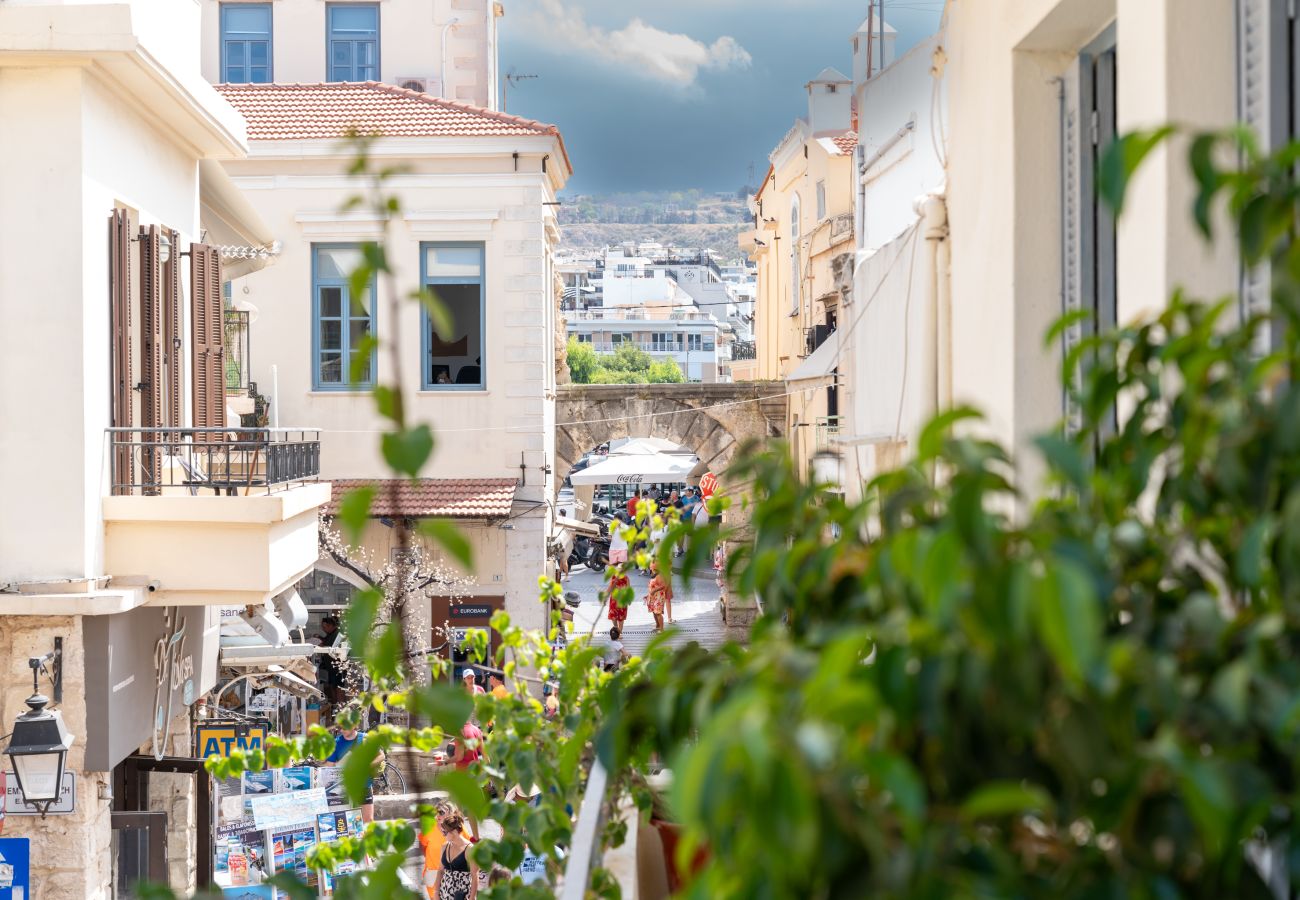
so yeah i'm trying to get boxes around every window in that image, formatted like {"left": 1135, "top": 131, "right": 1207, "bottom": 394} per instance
{"left": 687, "top": 334, "right": 702, "bottom": 352}
{"left": 220, "top": 4, "right": 272, "bottom": 84}
{"left": 312, "top": 245, "right": 375, "bottom": 389}
{"left": 327, "top": 4, "right": 379, "bottom": 82}
{"left": 421, "top": 243, "right": 485, "bottom": 390}
{"left": 1060, "top": 29, "right": 1116, "bottom": 439}
{"left": 611, "top": 332, "right": 632, "bottom": 345}
{"left": 816, "top": 181, "right": 827, "bottom": 220}
{"left": 789, "top": 195, "right": 802, "bottom": 315}
{"left": 576, "top": 333, "right": 592, "bottom": 343}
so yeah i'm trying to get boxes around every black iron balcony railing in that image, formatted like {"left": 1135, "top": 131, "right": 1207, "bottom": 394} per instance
{"left": 107, "top": 428, "right": 320, "bottom": 497}
{"left": 224, "top": 309, "right": 251, "bottom": 393}
{"left": 732, "top": 341, "right": 757, "bottom": 360}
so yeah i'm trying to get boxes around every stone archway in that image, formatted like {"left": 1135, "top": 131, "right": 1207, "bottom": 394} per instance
{"left": 554, "top": 382, "right": 787, "bottom": 488}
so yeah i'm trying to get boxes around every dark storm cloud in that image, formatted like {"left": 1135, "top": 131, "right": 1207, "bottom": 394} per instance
{"left": 499, "top": 0, "right": 943, "bottom": 193}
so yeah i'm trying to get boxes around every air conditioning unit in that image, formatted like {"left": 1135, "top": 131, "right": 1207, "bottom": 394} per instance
{"left": 398, "top": 77, "right": 430, "bottom": 93}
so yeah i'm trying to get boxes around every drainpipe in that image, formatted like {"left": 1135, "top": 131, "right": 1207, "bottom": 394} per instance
{"left": 919, "top": 194, "right": 951, "bottom": 414}
{"left": 439, "top": 17, "right": 460, "bottom": 98}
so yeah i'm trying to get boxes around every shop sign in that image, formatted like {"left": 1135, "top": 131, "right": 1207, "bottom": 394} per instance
{"left": 449, "top": 604, "right": 495, "bottom": 618}
{"left": 4, "top": 772, "right": 75, "bottom": 816}
{"left": 196, "top": 720, "right": 270, "bottom": 760}
{"left": 0, "top": 837, "right": 31, "bottom": 899}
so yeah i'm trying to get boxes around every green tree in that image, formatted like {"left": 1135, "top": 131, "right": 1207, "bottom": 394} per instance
{"left": 565, "top": 336, "right": 599, "bottom": 383}
{"left": 605, "top": 341, "right": 652, "bottom": 375}
{"left": 647, "top": 358, "right": 685, "bottom": 383}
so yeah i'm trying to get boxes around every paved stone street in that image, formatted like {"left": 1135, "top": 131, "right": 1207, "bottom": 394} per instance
{"left": 561, "top": 562, "right": 730, "bottom": 656}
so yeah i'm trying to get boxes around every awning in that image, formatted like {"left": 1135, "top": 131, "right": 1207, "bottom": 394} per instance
{"left": 610, "top": 437, "right": 693, "bottom": 456}
{"left": 786, "top": 329, "right": 841, "bottom": 384}
{"left": 199, "top": 160, "right": 279, "bottom": 279}
{"left": 568, "top": 451, "right": 698, "bottom": 485}
{"left": 554, "top": 515, "right": 600, "bottom": 536}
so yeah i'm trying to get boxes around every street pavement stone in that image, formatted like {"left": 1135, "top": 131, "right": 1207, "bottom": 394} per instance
{"left": 561, "top": 563, "right": 729, "bottom": 657}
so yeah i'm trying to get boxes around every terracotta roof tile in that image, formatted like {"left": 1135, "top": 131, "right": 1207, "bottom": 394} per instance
{"left": 214, "top": 81, "right": 561, "bottom": 142}
{"left": 832, "top": 131, "right": 859, "bottom": 156}
{"left": 326, "top": 478, "right": 518, "bottom": 519}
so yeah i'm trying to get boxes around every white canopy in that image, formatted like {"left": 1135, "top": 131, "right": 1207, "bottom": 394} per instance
{"left": 609, "top": 437, "right": 694, "bottom": 456}
{"left": 568, "top": 450, "right": 698, "bottom": 485}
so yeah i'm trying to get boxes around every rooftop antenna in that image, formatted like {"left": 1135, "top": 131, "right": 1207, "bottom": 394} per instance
{"left": 503, "top": 68, "right": 539, "bottom": 114}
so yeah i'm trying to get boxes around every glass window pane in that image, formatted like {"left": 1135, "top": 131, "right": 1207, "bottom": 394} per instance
{"left": 349, "top": 319, "right": 371, "bottom": 347}
{"left": 317, "top": 247, "right": 363, "bottom": 279}
{"left": 320, "top": 320, "right": 342, "bottom": 351}
{"left": 350, "top": 286, "right": 372, "bottom": 318}
{"left": 426, "top": 283, "right": 482, "bottom": 387}
{"left": 358, "top": 62, "right": 377, "bottom": 81}
{"left": 424, "top": 246, "right": 482, "bottom": 278}
{"left": 349, "top": 351, "right": 372, "bottom": 384}
{"left": 226, "top": 42, "right": 245, "bottom": 67}
{"left": 331, "top": 42, "right": 352, "bottom": 77}
{"left": 319, "top": 286, "right": 342, "bottom": 318}
{"left": 249, "top": 42, "right": 269, "bottom": 66}
{"left": 319, "top": 352, "right": 343, "bottom": 384}
{"left": 225, "top": 6, "right": 271, "bottom": 36}
{"left": 250, "top": 66, "right": 270, "bottom": 84}
{"left": 330, "top": 6, "right": 377, "bottom": 35}
{"left": 357, "top": 42, "right": 376, "bottom": 66}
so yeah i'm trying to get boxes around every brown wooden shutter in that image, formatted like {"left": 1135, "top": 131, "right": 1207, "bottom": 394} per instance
{"left": 190, "top": 243, "right": 225, "bottom": 441}
{"left": 138, "top": 226, "right": 164, "bottom": 492}
{"left": 109, "top": 209, "right": 134, "bottom": 494}
{"left": 163, "top": 228, "right": 183, "bottom": 437}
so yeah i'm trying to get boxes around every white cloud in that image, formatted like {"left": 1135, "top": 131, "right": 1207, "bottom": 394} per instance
{"left": 527, "top": 0, "right": 753, "bottom": 87}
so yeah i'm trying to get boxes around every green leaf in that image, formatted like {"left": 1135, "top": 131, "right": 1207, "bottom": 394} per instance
{"left": 418, "top": 518, "right": 474, "bottom": 570}
{"left": 1176, "top": 758, "right": 1234, "bottom": 857}
{"left": 1031, "top": 558, "right": 1101, "bottom": 688}
{"left": 344, "top": 586, "right": 382, "bottom": 659}
{"left": 417, "top": 286, "right": 455, "bottom": 339}
{"left": 266, "top": 873, "right": 317, "bottom": 900}
{"left": 1234, "top": 516, "right": 1273, "bottom": 588}
{"left": 348, "top": 332, "right": 378, "bottom": 385}
{"left": 1209, "top": 658, "right": 1252, "bottom": 727}
{"left": 412, "top": 682, "right": 473, "bottom": 734}
{"left": 1098, "top": 126, "right": 1176, "bottom": 216}
{"left": 337, "top": 485, "right": 375, "bottom": 548}
{"left": 437, "top": 768, "right": 489, "bottom": 821}
{"left": 367, "top": 621, "right": 404, "bottom": 682}
{"left": 381, "top": 424, "right": 434, "bottom": 478}
{"left": 960, "top": 781, "right": 1054, "bottom": 819}
{"left": 341, "top": 733, "right": 382, "bottom": 808}
{"left": 917, "top": 407, "right": 983, "bottom": 460}
{"left": 1035, "top": 433, "right": 1088, "bottom": 491}
{"left": 373, "top": 384, "right": 400, "bottom": 422}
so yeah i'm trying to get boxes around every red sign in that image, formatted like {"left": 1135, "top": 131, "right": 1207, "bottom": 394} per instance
{"left": 698, "top": 472, "right": 718, "bottom": 498}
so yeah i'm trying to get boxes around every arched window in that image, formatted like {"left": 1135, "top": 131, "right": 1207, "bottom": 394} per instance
{"left": 789, "top": 195, "right": 801, "bottom": 315}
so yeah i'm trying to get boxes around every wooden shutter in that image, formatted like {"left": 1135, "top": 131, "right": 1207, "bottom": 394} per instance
{"left": 139, "top": 226, "right": 164, "bottom": 493}
{"left": 1237, "top": 0, "right": 1289, "bottom": 350}
{"left": 163, "top": 228, "right": 183, "bottom": 437}
{"left": 190, "top": 244, "right": 225, "bottom": 441}
{"left": 1059, "top": 59, "right": 1085, "bottom": 437}
{"left": 109, "top": 209, "right": 134, "bottom": 494}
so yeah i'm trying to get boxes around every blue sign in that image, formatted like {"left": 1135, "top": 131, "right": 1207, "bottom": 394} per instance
{"left": 0, "top": 837, "right": 31, "bottom": 900}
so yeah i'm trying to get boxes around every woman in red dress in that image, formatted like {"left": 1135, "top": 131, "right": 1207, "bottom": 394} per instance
{"left": 605, "top": 569, "right": 630, "bottom": 628}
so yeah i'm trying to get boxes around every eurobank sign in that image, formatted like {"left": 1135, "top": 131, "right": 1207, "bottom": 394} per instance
{"left": 195, "top": 720, "right": 270, "bottom": 759}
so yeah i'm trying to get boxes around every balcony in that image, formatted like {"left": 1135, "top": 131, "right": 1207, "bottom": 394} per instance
{"left": 102, "top": 428, "right": 329, "bottom": 608}
{"left": 815, "top": 416, "right": 841, "bottom": 451}
{"left": 732, "top": 341, "right": 757, "bottom": 361}
{"left": 569, "top": 307, "right": 718, "bottom": 323}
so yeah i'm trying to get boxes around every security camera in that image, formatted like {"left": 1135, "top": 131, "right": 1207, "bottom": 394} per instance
{"left": 240, "top": 604, "right": 290, "bottom": 648}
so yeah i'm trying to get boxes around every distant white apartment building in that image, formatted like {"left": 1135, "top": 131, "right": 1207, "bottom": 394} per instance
{"left": 560, "top": 246, "right": 737, "bottom": 382}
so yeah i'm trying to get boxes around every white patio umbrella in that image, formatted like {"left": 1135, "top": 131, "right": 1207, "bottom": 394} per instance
{"left": 567, "top": 450, "right": 698, "bottom": 485}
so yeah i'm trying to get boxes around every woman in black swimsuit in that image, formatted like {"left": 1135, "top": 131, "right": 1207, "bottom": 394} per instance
{"left": 433, "top": 809, "right": 479, "bottom": 900}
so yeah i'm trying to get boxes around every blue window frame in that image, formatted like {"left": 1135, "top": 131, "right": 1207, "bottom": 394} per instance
{"left": 327, "top": 4, "right": 379, "bottom": 82}
{"left": 220, "top": 4, "right": 272, "bottom": 84}
{"left": 312, "top": 245, "right": 376, "bottom": 390}
{"left": 420, "top": 243, "right": 485, "bottom": 390}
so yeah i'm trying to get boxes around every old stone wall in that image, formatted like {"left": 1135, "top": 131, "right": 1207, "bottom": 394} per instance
{"left": 0, "top": 615, "right": 113, "bottom": 900}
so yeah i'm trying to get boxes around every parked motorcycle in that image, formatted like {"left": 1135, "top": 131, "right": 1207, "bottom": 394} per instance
{"left": 584, "top": 533, "right": 610, "bottom": 572}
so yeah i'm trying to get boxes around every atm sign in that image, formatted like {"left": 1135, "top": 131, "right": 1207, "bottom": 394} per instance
{"left": 195, "top": 720, "right": 269, "bottom": 759}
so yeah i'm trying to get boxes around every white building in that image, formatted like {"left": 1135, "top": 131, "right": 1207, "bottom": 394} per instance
{"left": 214, "top": 81, "right": 571, "bottom": 643}
{"left": 567, "top": 306, "right": 727, "bottom": 383}
{"left": 199, "top": 0, "right": 502, "bottom": 109}
{"left": 0, "top": 1, "right": 328, "bottom": 894}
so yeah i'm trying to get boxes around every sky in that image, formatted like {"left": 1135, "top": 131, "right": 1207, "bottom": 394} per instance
{"left": 498, "top": 0, "right": 944, "bottom": 195}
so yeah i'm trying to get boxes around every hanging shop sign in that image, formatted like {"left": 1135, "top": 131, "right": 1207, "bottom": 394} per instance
{"left": 196, "top": 720, "right": 270, "bottom": 760}
{"left": 4, "top": 772, "right": 75, "bottom": 816}
{"left": 449, "top": 603, "right": 495, "bottom": 618}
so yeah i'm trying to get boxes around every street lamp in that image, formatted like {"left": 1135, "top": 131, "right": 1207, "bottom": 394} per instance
{"left": 4, "top": 645, "right": 74, "bottom": 816}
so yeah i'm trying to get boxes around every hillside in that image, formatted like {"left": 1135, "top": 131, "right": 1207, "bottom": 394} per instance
{"left": 558, "top": 190, "right": 753, "bottom": 263}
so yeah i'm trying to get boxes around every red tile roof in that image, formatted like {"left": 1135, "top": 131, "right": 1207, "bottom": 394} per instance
{"left": 832, "top": 131, "right": 859, "bottom": 156}
{"left": 325, "top": 478, "right": 518, "bottom": 519}
{"left": 214, "top": 81, "right": 561, "bottom": 142}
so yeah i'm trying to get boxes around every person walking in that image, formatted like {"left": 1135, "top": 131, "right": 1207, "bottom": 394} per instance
{"left": 431, "top": 808, "right": 479, "bottom": 900}
{"left": 605, "top": 568, "right": 630, "bottom": 630}
{"left": 645, "top": 560, "right": 674, "bottom": 631}
{"left": 608, "top": 512, "right": 630, "bottom": 565}
{"left": 324, "top": 712, "right": 382, "bottom": 823}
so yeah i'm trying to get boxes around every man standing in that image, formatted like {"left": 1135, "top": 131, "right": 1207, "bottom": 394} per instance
{"left": 325, "top": 711, "right": 382, "bottom": 822}
{"left": 315, "top": 615, "right": 346, "bottom": 704}
{"left": 626, "top": 489, "right": 640, "bottom": 519}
